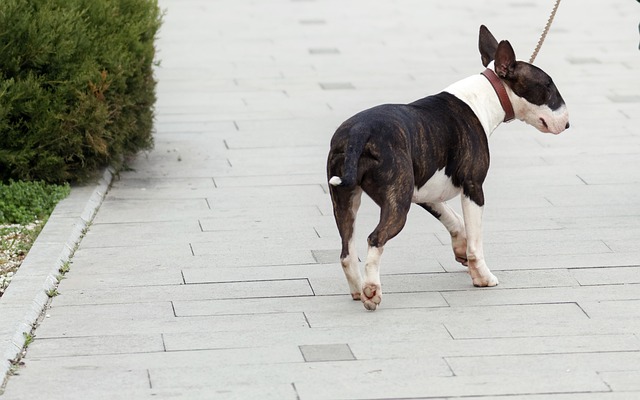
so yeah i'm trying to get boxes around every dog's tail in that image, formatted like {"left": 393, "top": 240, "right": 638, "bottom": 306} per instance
{"left": 329, "top": 124, "right": 370, "bottom": 188}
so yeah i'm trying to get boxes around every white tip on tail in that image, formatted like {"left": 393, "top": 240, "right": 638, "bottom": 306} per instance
{"left": 329, "top": 176, "right": 342, "bottom": 186}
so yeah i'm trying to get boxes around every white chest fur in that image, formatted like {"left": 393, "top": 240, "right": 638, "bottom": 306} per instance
{"left": 411, "top": 169, "right": 461, "bottom": 204}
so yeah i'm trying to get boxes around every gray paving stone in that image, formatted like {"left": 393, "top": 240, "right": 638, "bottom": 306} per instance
{"left": 27, "top": 345, "right": 306, "bottom": 371}
{"left": 319, "top": 82, "right": 355, "bottom": 90}
{"left": 3, "top": 0, "right": 640, "bottom": 398}
{"left": 224, "top": 131, "right": 327, "bottom": 150}
{"left": 78, "top": 220, "right": 202, "bottom": 248}
{"left": 37, "top": 302, "right": 174, "bottom": 334}
{"left": 299, "top": 18, "right": 326, "bottom": 25}
{"left": 554, "top": 215, "right": 640, "bottom": 230}
{"left": 609, "top": 95, "right": 640, "bottom": 103}
{"left": 204, "top": 185, "right": 326, "bottom": 209}
{"left": 459, "top": 394, "right": 638, "bottom": 400}
{"left": 172, "top": 279, "right": 314, "bottom": 308}
{"left": 1, "top": 365, "right": 150, "bottom": 400}
{"left": 483, "top": 239, "right": 611, "bottom": 258}
{"left": 309, "top": 47, "right": 340, "bottom": 55}
{"left": 153, "top": 120, "right": 236, "bottom": 134}
{"left": 53, "top": 278, "right": 313, "bottom": 308}
{"left": 163, "top": 320, "right": 452, "bottom": 350}
{"left": 571, "top": 266, "right": 640, "bottom": 285}
{"left": 172, "top": 296, "right": 354, "bottom": 319}
{"left": 446, "top": 352, "right": 640, "bottom": 377}
{"left": 213, "top": 173, "right": 325, "bottom": 188}
{"left": 579, "top": 170, "right": 640, "bottom": 185}
{"left": 445, "top": 317, "right": 640, "bottom": 340}
{"left": 205, "top": 204, "right": 325, "bottom": 219}
{"left": 294, "top": 372, "right": 610, "bottom": 400}
{"left": 37, "top": 307, "right": 308, "bottom": 338}
{"left": 188, "top": 244, "right": 317, "bottom": 266}
{"left": 57, "top": 267, "right": 183, "bottom": 290}
{"left": 442, "top": 284, "right": 640, "bottom": 307}
{"left": 306, "top": 303, "right": 588, "bottom": 330}
{"left": 580, "top": 299, "right": 640, "bottom": 320}
{"left": 299, "top": 344, "right": 355, "bottom": 362}
{"left": 195, "top": 225, "right": 322, "bottom": 243}
{"left": 149, "top": 358, "right": 453, "bottom": 392}
{"left": 111, "top": 176, "right": 217, "bottom": 191}
{"left": 602, "top": 239, "right": 640, "bottom": 254}
{"left": 27, "top": 334, "right": 164, "bottom": 358}
{"left": 599, "top": 370, "right": 640, "bottom": 392}
{"left": 180, "top": 263, "right": 337, "bottom": 282}
{"left": 69, "top": 243, "right": 193, "bottom": 268}
{"left": 92, "top": 198, "right": 210, "bottom": 224}
{"left": 349, "top": 334, "right": 640, "bottom": 361}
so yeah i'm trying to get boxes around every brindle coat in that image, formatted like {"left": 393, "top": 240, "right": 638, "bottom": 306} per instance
{"left": 327, "top": 93, "right": 488, "bottom": 249}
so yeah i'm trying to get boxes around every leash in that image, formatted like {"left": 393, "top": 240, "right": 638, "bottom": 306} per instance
{"left": 529, "top": 0, "right": 562, "bottom": 63}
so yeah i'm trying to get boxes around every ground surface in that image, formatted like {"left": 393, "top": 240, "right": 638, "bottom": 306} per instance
{"left": 1, "top": 0, "right": 640, "bottom": 399}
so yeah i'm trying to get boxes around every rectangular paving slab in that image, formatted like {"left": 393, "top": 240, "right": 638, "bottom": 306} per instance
{"left": 3, "top": 0, "right": 640, "bottom": 398}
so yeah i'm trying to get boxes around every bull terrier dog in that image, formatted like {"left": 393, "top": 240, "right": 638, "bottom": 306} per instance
{"left": 327, "top": 25, "right": 570, "bottom": 311}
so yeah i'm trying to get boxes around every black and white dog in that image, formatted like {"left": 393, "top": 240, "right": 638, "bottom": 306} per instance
{"left": 327, "top": 26, "right": 569, "bottom": 311}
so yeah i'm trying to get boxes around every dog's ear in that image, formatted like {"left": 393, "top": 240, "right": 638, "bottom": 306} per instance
{"left": 494, "top": 40, "right": 516, "bottom": 79}
{"left": 478, "top": 25, "right": 499, "bottom": 67}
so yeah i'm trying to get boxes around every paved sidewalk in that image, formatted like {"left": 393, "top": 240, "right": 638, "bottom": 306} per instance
{"left": 2, "top": 0, "right": 640, "bottom": 398}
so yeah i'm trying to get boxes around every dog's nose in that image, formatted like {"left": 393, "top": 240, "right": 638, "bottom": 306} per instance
{"left": 565, "top": 121, "right": 570, "bottom": 129}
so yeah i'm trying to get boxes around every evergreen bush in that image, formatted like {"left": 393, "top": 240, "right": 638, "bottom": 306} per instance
{"left": 0, "top": 0, "right": 162, "bottom": 183}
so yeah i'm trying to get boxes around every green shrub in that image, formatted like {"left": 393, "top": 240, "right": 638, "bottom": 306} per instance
{"left": 0, "top": 0, "right": 162, "bottom": 183}
{"left": 0, "top": 180, "right": 70, "bottom": 224}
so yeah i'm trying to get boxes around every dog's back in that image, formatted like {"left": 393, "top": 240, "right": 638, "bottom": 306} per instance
{"left": 327, "top": 92, "right": 488, "bottom": 192}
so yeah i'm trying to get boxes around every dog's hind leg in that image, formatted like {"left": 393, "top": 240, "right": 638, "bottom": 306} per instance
{"left": 418, "top": 202, "right": 468, "bottom": 266}
{"left": 361, "top": 179, "right": 413, "bottom": 311}
{"left": 329, "top": 185, "right": 364, "bottom": 300}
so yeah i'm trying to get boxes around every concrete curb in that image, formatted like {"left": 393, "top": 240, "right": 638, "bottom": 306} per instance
{"left": 0, "top": 167, "right": 115, "bottom": 385}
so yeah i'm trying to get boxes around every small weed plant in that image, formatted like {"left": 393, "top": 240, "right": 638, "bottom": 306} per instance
{"left": 0, "top": 181, "right": 70, "bottom": 297}
{"left": 0, "top": 181, "right": 70, "bottom": 225}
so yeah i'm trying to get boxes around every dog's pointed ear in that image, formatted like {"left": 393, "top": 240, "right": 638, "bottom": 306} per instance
{"left": 479, "top": 25, "right": 499, "bottom": 67}
{"left": 494, "top": 40, "right": 517, "bottom": 79}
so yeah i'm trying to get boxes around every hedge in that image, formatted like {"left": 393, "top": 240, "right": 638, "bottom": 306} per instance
{"left": 0, "top": 0, "right": 162, "bottom": 183}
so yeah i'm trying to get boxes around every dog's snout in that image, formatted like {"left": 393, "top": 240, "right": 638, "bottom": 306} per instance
{"left": 540, "top": 118, "right": 548, "bottom": 130}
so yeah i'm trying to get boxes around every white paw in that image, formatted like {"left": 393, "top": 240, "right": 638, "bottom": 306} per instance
{"left": 361, "top": 283, "right": 381, "bottom": 311}
{"left": 472, "top": 272, "right": 499, "bottom": 287}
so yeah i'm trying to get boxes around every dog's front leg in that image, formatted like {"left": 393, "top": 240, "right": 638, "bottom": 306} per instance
{"left": 460, "top": 195, "right": 499, "bottom": 287}
{"left": 419, "top": 202, "right": 468, "bottom": 266}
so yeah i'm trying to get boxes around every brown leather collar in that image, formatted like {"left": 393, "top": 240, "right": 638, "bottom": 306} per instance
{"left": 481, "top": 68, "right": 515, "bottom": 123}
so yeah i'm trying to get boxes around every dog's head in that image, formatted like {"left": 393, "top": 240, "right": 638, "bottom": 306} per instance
{"left": 479, "top": 25, "right": 569, "bottom": 134}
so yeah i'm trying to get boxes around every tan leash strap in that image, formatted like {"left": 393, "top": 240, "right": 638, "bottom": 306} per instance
{"left": 530, "top": 0, "right": 562, "bottom": 63}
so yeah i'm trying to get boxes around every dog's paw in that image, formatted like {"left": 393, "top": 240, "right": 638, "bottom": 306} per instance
{"left": 351, "top": 292, "right": 361, "bottom": 301}
{"left": 361, "top": 283, "right": 381, "bottom": 311}
{"left": 472, "top": 272, "right": 499, "bottom": 287}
